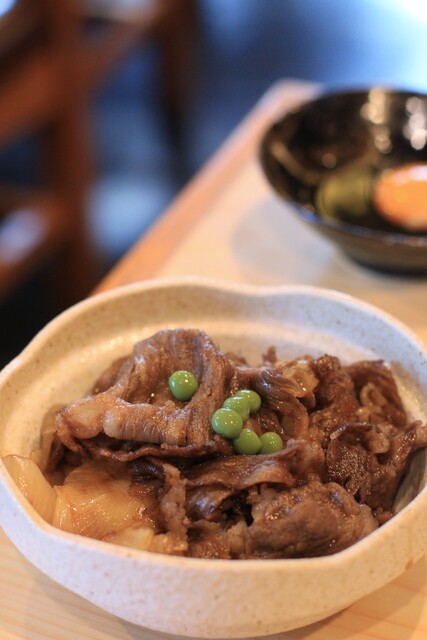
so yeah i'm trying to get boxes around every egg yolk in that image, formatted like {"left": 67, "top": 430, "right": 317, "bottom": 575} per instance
{"left": 373, "top": 163, "right": 427, "bottom": 231}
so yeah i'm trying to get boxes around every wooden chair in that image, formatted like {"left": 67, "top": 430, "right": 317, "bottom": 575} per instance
{"left": 0, "top": 0, "right": 196, "bottom": 305}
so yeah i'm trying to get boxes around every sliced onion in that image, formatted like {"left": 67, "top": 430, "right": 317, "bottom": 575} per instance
{"left": 104, "top": 525, "right": 155, "bottom": 550}
{"left": 105, "top": 527, "right": 186, "bottom": 555}
{"left": 52, "top": 486, "right": 75, "bottom": 533}
{"left": 51, "top": 461, "right": 143, "bottom": 539}
{"left": 2, "top": 455, "right": 56, "bottom": 523}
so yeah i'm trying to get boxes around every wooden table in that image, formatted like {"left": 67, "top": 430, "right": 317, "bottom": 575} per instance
{"left": 2, "top": 80, "right": 427, "bottom": 640}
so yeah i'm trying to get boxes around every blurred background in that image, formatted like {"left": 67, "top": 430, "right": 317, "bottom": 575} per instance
{"left": 1, "top": 0, "right": 427, "bottom": 365}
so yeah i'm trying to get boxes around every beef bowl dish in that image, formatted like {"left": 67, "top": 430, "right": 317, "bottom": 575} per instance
{"left": 0, "top": 279, "right": 426, "bottom": 637}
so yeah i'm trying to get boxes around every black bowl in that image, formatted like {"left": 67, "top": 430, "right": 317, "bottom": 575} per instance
{"left": 260, "top": 88, "right": 427, "bottom": 274}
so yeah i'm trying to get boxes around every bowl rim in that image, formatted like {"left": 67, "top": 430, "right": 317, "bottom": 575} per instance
{"left": 289, "top": 201, "right": 427, "bottom": 247}
{"left": 1, "top": 275, "right": 427, "bottom": 573}
{"left": 259, "top": 86, "right": 427, "bottom": 246}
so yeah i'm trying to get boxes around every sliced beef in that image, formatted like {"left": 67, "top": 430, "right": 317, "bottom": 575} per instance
{"left": 57, "top": 329, "right": 233, "bottom": 456}
{"left": 243, "top": 406, "right": 288, "bottom": 441}
{"left": 92, "top": 356, "right": 131, "bottom": 394}
{"left": 327, "top": 419, "right": 427, "bottom": 509}
{"left": 187, "top": 520, "right": 233, "bottom": 559}
{"left": 188, "top": 520, "right": 247, "bottom": 559}
{"left": 186, "top": 485, "right": 235, "bottom": 521}
{"left": 242, "top": 481, "right": 378, "bottom": 559}
{"left": 308, "top": 355, "right": 359, "bottom": 445}
{"left": 235, "top": 366, "right": 310, "bottom": 437}
{"left": 185, "top": 447, "right": 297, "bottom": 490}
{"left": 78, "top": 433, "right": 233, "bottom": 462}
{"left": 184, "top": 442, "right": 326, "bottom": 521}
{"left": 158, "top": 463, "right": 188, "bottom": 545}
{"left": 346, "top": 360, "right": 406, "bottom": 428}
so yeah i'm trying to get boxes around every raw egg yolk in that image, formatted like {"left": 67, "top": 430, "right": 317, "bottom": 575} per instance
{"left": 373, "top": 163, "right": 427, "bottom": 231}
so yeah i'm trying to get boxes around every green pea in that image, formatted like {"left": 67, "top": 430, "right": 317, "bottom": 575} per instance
{"left": 223, "top": 395, "right": 250, "bottom": 422}
{"left": 236, "top": 389, "right": 262, "bottom": 413}
{"left": 212, "top": 408, "right": 243, "bottom": 439}
{"left": 259, "top": 432, "right": 284, "bottom": 454}
{"left": 168, "top": 370, "right": 198, "bottom": 401}
{"left": 233, "top": 428, "right": 261, "bottom": 455}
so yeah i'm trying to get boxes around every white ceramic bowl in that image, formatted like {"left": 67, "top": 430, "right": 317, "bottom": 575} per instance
{"left": 0, "top": 278, "right": 426, "bottom": 638}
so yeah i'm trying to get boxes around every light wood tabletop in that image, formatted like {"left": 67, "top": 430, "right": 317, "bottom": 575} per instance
{"left": 2, "top": 80, "right": 427, "bottom": 640}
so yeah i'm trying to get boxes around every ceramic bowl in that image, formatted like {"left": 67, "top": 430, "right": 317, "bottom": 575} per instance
{"left": 0, "top": 278, "right": 426, "bottom": 638}
{"left": 260, "top": 88, "right": 427, "bottom": 273}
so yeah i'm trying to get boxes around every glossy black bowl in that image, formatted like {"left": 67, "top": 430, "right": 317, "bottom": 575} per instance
{"left": 260, "top": 88, "right": 427, "bottom": 273}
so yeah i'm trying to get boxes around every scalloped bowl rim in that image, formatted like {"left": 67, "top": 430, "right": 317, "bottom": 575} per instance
{"left": 1, "top": 276, "right": 427, "bottom": 571}
{"left": 0, "top": 276, "right": 426, "bottom": 636}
